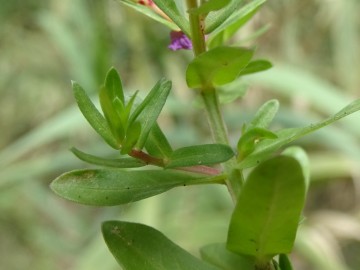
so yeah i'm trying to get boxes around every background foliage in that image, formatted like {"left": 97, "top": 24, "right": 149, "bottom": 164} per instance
{"left": 0, "top": 0, "right": 359, "bottom": 269}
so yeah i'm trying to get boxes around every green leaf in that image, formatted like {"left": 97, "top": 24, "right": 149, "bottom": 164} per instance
{"left": 99, "top": 86, "right": 126, "bottom": 142}
{"left": 120, "top": 121, "right": 142, "bottom": 155}
{"left": 237, "top": 127, "right": 278, "bottom": 160}
{"left": 279, "top": 254, "right": 294, "bottom": 270}
{"left": 207, "top": 0, "right": 266, "bottom": 45}
{"left": 205, "top": 0, "right": 246, "bottom": 34}
{"left": 102, "top": 221, "right": 219, "bottom": 270}
{"left": 166, "top": 144, "right": 234, "bottom": 168}
{"left": 145, "top": 123, "right": 173, "bottom": 159}
{"left": 238, "top": 60, "right": 273, "bottom": 76}
{"left": 186, "top": 46, "right": 253, "bottom": 88}
{"left": 238, "top": 99, "right": 360, "bottom": 169}
{"left": 71, "top": 147, "right": 146, "bottom": 168}
{"left": 200, "top": 243, "right": 255, "bottom": 270}
{"left": 72, "top": 81, "right": 118, "bottom": 149}
{"left": 152, "top": 0, "right": 190, "bottom": 36}
{"left": 227, "top": 156, "right": 306, "bottom": 261}
{"left": 249, "top": 99, "right": 279, "bottom": 130}
{"left": 189, "top": 0, "right": 231, "bottom": 15}
{"left": 130, "top": 78, "right": 172, "bottom": 149}
{"left": 105, "top": 67, "right": 124, "bottom": 104}
{"left": 51, "top": 169, "right": 219, "bottom": 206}
{"left": 119, "top": 0, "right": 179, "bottom": 31}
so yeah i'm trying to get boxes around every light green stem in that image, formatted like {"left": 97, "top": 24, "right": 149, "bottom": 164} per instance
{"left": 185, "top": 0, "right": 242, "bottom": 202}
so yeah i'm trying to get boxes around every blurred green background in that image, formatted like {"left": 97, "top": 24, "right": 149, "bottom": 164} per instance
{"left": 0, "top": 0, "right": 359, "bottom": 269}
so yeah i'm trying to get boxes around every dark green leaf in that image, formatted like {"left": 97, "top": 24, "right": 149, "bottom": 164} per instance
{"left": 119, "top": 0, "right": 179, "bottom": 31}
{"left": 72, "top": 81, "right": 118, "bottom": 149}
{"left": 145, "top": 123, "right": 173, "bottom": 159}
{"left": 279, "top": 254, "right": 294, "bottom": 270}
{"left": 70, "top": 147, "right": 146, "bottom": 168}
{"left": 166, "top": 144, "right": 234, "bottom": 168}
{"left": 51, "top": 169, "right": 219, "bottom": 206}
{"left": 186, "top": 46, "right": 253, "bottom": 88}
{"left": 189, "top": 0, "right": 231, "bottom": 15}
{"left": 238, "top": 99, "right": 360, "bottom": 169}
{"left": 238, "top": 60, "right": 272, "bottom": 76}
{"left": 227, "top": 156, "right": 306, "bottom": 261}
{"left": 130, "top": 79, "right": 171, "bottom": 149}
{"left": 102, "top": 221, "right": 219, "bottom": 270}
{"left": 249, "top": 99, "right": 279, "bottom": 130}
{"left": 200, "top": 243, "right": 255, "bottom": 270}
{"left": 153, "top": 0, "right": 190, "bottom": 36}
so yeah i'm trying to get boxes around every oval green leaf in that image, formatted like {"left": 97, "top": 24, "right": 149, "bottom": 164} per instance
{"left": 227, "top": 156, "right": 306, "bottom": 261}
{"left": 166, "top": 144, "right": 234, "bottom": 169}
{"left": 102, "top": 221, "right": 219, "bottom": 270}
{"left": 51, "top": 169, "right": 218, "bottom": 206}
{"left": 186, "top": 46, "right": 253, "bottom": 88}
{"left": 249, "top": 99, "right": 279, "bottom": 130}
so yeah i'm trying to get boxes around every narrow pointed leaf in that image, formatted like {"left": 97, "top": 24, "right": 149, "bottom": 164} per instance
{"left": 105, "top": 67, "right": 124, "bottom": 104}
{"left": 238, "top": 60, "right": 272, "bottom": 76}
{"left": 72, "top": 82, "right": 118, "bottom": 149}
{"left": 51, "top": 169, "right": 218, "bottom": 206}
{"left": 119, "top": 0, "right": 179, "bottom": 31}
{"left": 145, "top": 123, "right": 173, "bottom": 158}
{"left": 186, "top": 47, "right": 253, "bottom": 88}
{"left": 121, "top": 121, "right": 142, "bottom": 154}
{"left": 238, "top": 99, "right": 360, "bottom": 169}
{"left": 249, "top": 99, "right": 279, "bottom": 130}
{"left": 131, "top": 79, "right": 172, "bottom": 149}
{"left": 166, "top": 144, "right": 234, "bottom": 168}
{"left": 70, "top": 147, "right": 146, "bottom": 168}
{"left": 200, "top": 243, "right": 255, "bottom": 270}
{"left": 227, "top": 156, "right": 306, "bottom": 260}
{"left": 190, "top": 0, "right": 231, "bottom": 15}
{"left": 102, "top": 221, "right": 219, "bottom": 270}
{"left": 153, "top": 0, "right": 190, "bottom": 36}
{"left": 205, "top": 0, "right": 245, "bottom": 34}
{"left": 207, "top": 0, "right": 266, "bottom": 43}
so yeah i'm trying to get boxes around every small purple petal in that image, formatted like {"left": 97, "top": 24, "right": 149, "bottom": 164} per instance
{"left": 168, "top": 31, "right": 193, "bottom": 51}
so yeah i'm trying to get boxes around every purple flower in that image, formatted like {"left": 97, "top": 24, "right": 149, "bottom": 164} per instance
{"left": 168, "top": 31, "right": 193, "bottom": 51}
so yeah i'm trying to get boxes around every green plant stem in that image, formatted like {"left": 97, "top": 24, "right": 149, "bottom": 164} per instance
{"left": 186, "top": 0, "right": 242, "bottom": 202}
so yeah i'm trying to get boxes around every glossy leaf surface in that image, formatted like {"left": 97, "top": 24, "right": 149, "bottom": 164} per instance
{"left": 200, "top": 243, "right": 255, "bottom": 270}
{"left": 102, "top": 221, "right": 219, "bottom": 270}
{"left": 51, "top": 169, "right": 218, "bottom": 206}
{"left": 227, "top": 156, "right": 306, "bottom": 261}
{"left": 238, "top": 99, "right": 360, "bottom": 169}
{"left": 72, "top": 82, "right": 118, "bottom": 149}
{"left": 186, "top": 47, "right": 253, "bottom": 88}
{"left": 166, "top": 144, "right": 234, "bottom": 168}
{"left": 71, "top": 147, "right": 146, "bottom": 168}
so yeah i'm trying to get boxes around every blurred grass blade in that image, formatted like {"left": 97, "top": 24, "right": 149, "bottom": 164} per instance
{"left": 153, "top": 0, "right": 190, "bottom": 36}
{"left": 71, "top": 147, "right": 146, "bottom": 168}
{"left": 102, "top": 221, "right": 219, "bottom": 270}
{"left": 119, "top": 0, "right": 179, "bottom": 31}
{"left": 238, "top": 99, "right": 360, "bottom": 169}
{"left": 200, "top": 243, "right": 255, "bottom": 270}
{"left": 166, "top": 144, "right": 234, "bottom": 168}
{"left": 51, "top": 169, "right": 219, "bottom": 206}
{"left": 73, "top": 82, "right": 119, "bottom": 149}
{"left": 227, "top": 156, "right": 306, "bottom": 260}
